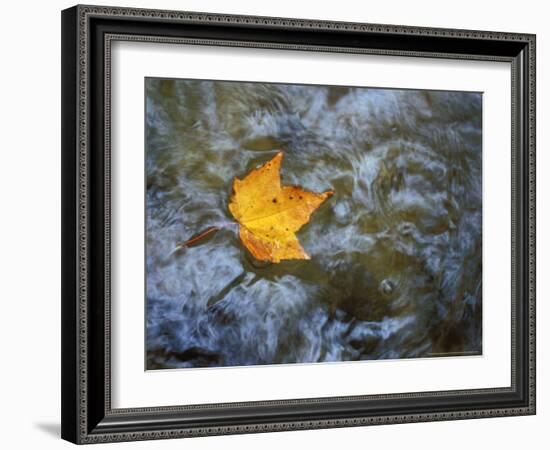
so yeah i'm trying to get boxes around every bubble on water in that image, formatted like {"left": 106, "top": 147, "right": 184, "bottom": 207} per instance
{"left": 397, "top": 222, "right": 416, "bottom": 237}
{"left": 379, "top": 278, "right": 395, "bottom": 296}
{"left": 332, "top": 200, "right": 352, "bottom": 225}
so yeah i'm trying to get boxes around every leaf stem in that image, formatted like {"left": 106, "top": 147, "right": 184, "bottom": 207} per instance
{"left": 175, "top": 226, "right": 220, "bottom": 250}
{"left": 171, "top": 221, "right": 239, "bottom": 256}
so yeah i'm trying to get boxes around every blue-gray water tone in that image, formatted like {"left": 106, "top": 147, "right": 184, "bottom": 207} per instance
{"left": 145, "top": 78, "right": 482, "bottom": 369}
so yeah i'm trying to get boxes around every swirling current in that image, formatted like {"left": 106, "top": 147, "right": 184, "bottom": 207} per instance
{"left": 145, "top": 78, "right": 482, "bottom": 369}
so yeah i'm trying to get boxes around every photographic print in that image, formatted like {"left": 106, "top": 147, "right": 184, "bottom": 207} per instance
{"left": 145, "top": 78, "right": 482, "bottom": 370}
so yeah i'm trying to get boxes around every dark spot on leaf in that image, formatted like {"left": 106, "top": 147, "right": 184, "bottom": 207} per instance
{"left": 272, "top": 198, "right": 277, "bottom": 203}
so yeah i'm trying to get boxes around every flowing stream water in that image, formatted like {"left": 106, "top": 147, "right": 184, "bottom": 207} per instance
{"left": 145, "top": 78, "right": 482, "bottom": 369}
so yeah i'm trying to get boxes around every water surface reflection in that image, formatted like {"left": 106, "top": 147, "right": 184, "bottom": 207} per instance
{"left": 145, "top": 78, "right": 482, "bottom": 369}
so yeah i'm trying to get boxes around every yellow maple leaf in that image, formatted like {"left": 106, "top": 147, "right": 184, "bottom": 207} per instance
{"left": 228, "top": 152, "right": 333, "bottom": 263}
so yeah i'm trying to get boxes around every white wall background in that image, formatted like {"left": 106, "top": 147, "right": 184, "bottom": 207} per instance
{"left": 0, "top": 0, "right": 545, "bottom": 448}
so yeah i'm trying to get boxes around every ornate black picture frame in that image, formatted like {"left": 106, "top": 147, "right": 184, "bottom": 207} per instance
{"left": 61, "top": 4, "right": 536, "bottom": 444}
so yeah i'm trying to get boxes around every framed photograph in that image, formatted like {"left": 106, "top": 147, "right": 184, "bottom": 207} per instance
{"left": 61, "top": 4, "right": 536, "bottom": 444}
